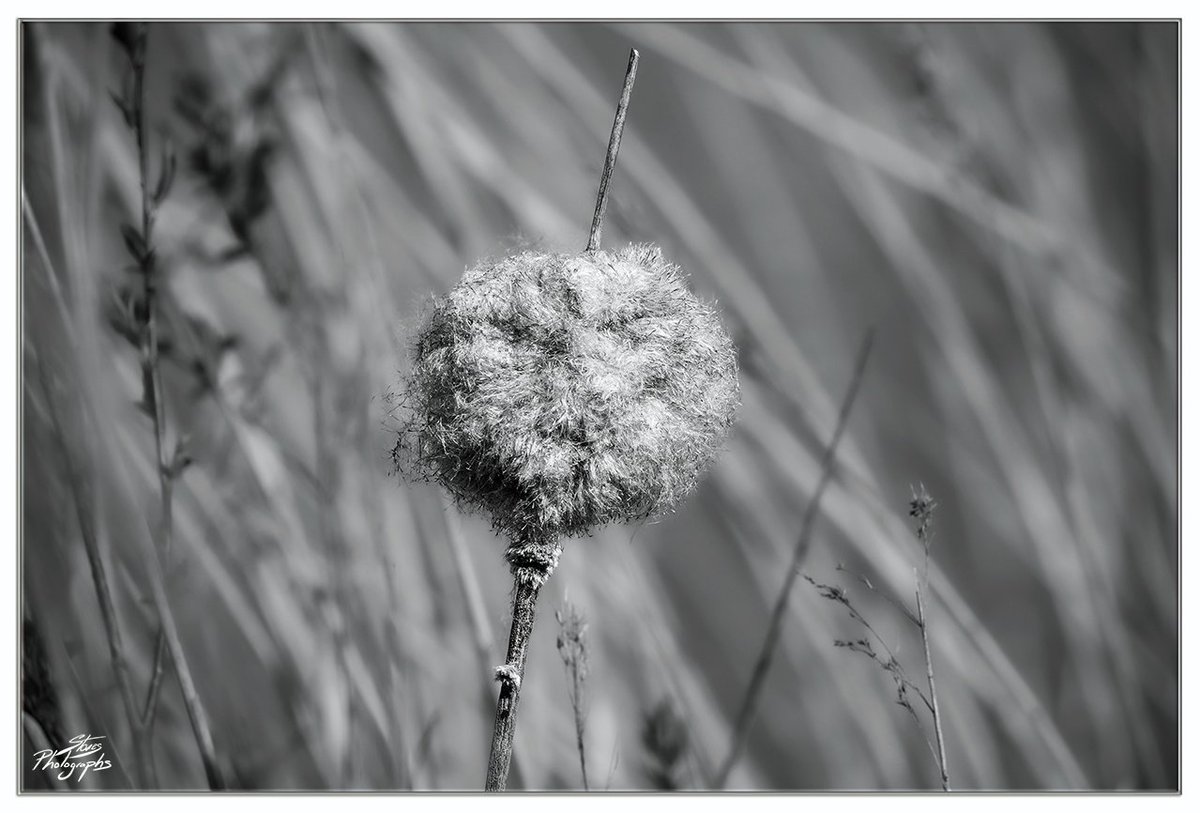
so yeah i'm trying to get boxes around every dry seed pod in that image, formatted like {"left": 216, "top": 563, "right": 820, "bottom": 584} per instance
{"left": 403, "top": 243, "right": 740, "bottom": 548}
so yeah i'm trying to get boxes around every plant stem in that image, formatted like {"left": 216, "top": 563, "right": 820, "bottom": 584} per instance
{"left": 485, "top": 578, "right": 541, "bottom": 791}
{"left": 35, "top": 360, "right": 154, "bottom": 787}
{"left": 586, "top": 48, "right": 639, "bottom": 254}
{"left": 911, "top": 486, "right": 950, "bottom": 790}
{"left": 121, "top": 21, "right": 173, "bottom": 741}
{"left": 116, "top": 23, "right": 224, "bottom": 789}
{"left": 917, "top": 581, "right": 950, "bottom": 790}
{"left": 484, "top": 537, "right": 562, "bottom": 791}
{"left": 141, "top": 545, "right": 226, "bottom": 789}
{"left": 714, "top": 331, "right": 874, "bottom": 789}
{"left": 570, "top": 674, "right": 589, "bottom": 791}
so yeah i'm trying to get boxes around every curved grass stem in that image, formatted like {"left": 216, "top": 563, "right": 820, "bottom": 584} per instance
{"left": 715, "top": 331, "right": 874, "bottom": 789}
{"left": 917, "top": 581, "right": 951, "bottom": 791}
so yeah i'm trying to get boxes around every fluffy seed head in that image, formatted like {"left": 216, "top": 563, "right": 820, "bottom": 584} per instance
{"left": 399, "top": 244, "right": 740, "bottom": 541}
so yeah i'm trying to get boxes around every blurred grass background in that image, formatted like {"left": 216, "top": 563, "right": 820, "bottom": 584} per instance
{"left": 20, "top": 21, "right": 1177, "bottom": 790}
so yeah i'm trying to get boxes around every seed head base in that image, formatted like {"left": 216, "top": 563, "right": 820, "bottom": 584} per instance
{"left": 505, "top": 535, "right": 564, "bottom": 586}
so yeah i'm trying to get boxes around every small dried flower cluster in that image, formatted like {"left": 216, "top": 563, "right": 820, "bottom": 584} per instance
{"left": 400, "top": 243, "right": 740, "bottom": 543}
{"left": 555, "top": 603, "right": 589, "bottom": 681}
{"left": 909, "top": 482, "right": 936, "bottom": 524}
{"left": 909, "top": 482, "right": 937, "bottom": 556}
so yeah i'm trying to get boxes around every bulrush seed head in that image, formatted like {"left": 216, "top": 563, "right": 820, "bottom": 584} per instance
{"left": 402, "top": 243, "right": 740, "bottom": 544}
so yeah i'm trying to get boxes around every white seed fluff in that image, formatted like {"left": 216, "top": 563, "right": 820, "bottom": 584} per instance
{"left": 401, "top": 243, "right": 740, "bottom": 541}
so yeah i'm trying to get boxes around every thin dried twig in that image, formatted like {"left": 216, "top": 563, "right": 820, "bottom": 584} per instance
{"left": 911, "top": 485, "right": 951, "bottom": 791}
{"left": 835, "top": 563, "right": 921, "bottom": 628}
{"left": 715, "top": 331, "right": 875, "bottom": 788}
{"left": 111, "top": 22, "right": 224, "bottom": 789}
{"left": 586, "top": 48, "right": 639, "bottom": 254}
{"left": 916, "top": 582, "right": 949, "bottom": 790}
{"left": 805, "top": 574, "right": 940, "bottom": 768}
{"left": 805, "top": 575, "right": 933, "bottom": 714}
{"left": 805, "top": 485, "right": 952, "bottom": 790}
{"left": 33, "top": 359, "right": 151, "bottom": 786}
{"left": 113, "top": 21, "right": 173, "bottom": 742}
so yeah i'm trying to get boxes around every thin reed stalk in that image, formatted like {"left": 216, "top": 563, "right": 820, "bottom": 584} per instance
{"left": 917, "top": 583, "right": 949, "bottom": 790}
{"left": 715, "top": 331, "right": 874, "bottom": 788}
{"left": 912, "top": 486, "right": 951, "bottom": 790}
{"left": 586, "top": 48, "right": 638, "bottom": 254}
{"left": 34, "top": 359, "right": 153, "bottom": 787}
{"left": 110, "top": 22, "right": 224, "bottom": 789}
{"left": 804, "top": 486, "right": 952, "bottom": 790}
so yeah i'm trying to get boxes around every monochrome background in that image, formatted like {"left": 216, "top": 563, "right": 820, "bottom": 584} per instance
{"left": 21, "top": 21, "right": 1178, "bottom": 790}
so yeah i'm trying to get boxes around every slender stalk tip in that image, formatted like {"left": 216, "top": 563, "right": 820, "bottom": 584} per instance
{"left": 586, "top": 48, "right": 641, "bottom": 254}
